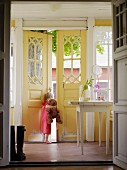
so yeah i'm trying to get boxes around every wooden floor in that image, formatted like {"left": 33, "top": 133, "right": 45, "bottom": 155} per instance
{"left": 17, "top": 141, "right": 112, "bottom": 162}
{"left": 5, "top": 142, "right": 123, "bottom": 170}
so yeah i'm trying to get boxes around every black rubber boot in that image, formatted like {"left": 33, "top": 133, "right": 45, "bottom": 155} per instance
{"left": 10, "top": 125, "right": 17, "bottom": 161}
{"left": 17, "top": 125, "right": 26, "bottom": 161}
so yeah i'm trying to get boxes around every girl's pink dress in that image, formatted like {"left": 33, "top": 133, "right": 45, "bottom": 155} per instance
{"left": 41, "top": 101, "right": 51, "bottom": 134}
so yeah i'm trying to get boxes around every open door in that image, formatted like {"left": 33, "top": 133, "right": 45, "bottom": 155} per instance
{"left": 0, "top": 0, "right": 10, "bottom": 166}
{"left": 23, "top": 31, "right": 52, "bottom": 141}
{"left": 112, "top": 0, "right": 127, "bottom": 169}
{"left": 57, "top": 30, "right": 86, "bottom": 141}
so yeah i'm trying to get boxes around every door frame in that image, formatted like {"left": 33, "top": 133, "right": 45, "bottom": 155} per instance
{"left": 112, "top": 0, "right": 127, "bottom": 169}
{"left": 0, "top": 0, "right": 10, "bottom": 166}
{"left": 1, "top": 0, "right": 117, "bottom": 167}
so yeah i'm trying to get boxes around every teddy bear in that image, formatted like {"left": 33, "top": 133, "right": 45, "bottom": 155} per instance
{"left": 46, "top": 98, "right": 63, "bottom": 124}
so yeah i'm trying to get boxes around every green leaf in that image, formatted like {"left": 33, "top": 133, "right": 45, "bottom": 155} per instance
{"left": 83, "top": 84, "right": 88, "bottom": 90}
{"left": 96, "top": 43, "right": 104, "bottom": 54}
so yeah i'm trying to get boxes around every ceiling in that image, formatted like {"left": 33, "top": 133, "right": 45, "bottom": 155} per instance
{"left": 11, "top": 1, "right": 112, "bottom": 21}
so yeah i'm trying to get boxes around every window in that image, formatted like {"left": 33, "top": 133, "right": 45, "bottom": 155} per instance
{"left": 28, "top": 36, "right": 43, "bottom": 85}
{"left": 63, "top": 35, "right": 81, "bottom": 84}
{"left": 94, "top": 26, "right": 112, "bottom": 100}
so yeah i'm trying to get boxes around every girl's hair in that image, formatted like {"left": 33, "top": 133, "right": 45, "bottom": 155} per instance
{"left": 43, "top": 88, "right": 53, "bottom": 101}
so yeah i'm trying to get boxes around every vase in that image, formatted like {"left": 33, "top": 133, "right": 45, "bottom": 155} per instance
{"left": 79, "top": 85, "right": 91, "bottom": 101}
{"left": 84, "top": 86, "right": 91, "bottom": 100}
{"left": 79, "top": 85, "right": 84, "bottom": 101}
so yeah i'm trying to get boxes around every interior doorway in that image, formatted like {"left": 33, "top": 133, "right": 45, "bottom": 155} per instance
{"left": 10, "top": 0, "right": 113, "bottom": 164}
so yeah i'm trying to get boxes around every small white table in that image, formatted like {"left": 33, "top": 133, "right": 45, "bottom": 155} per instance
{"left": 69, "top": 100, "right": 113, "bottom": 155}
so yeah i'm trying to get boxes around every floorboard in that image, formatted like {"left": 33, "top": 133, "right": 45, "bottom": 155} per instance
{"left": 17, "top": 141, "right": 112, "bottom": 162}
{"left": 7, "top": 142, "right": 123, "bottom": 170}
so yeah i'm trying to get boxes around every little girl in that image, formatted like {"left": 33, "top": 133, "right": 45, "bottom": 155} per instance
{"left": 41, "top": 88, "right": 53, "bottom": 144}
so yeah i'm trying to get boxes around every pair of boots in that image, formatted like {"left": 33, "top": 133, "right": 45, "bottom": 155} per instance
{"left": 10, "top": 125, "right": 26, "bottom": 161}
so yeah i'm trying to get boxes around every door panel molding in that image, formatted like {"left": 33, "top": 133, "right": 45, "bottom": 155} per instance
{"left": 114, "top": 111, "right": 127, "bottom": 164}
{"left": 114, "top": 57, "right": 127, "bottom": 105}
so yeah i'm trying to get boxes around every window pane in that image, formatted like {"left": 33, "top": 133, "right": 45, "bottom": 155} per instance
{"left": 36, "top": 44, "right": 42, "bottom": 60}
{"left": 64, "top": 60, "right": 71, "bottom": 68}
{"left": 36, "top": 62, "right": 42, "bottom": 79}
{"left": 95, "top": 27, "right": 113, "bottom": 101}
{"left": 73, "top": 54, "right": 81, "bottom": 59}
{"left": 109, "top": 45, "right": 112, "bottom": 66}
{"left": 73, "top": 60, "right": 80, "bottom": 68}
{"left": 73, "top": 60, "right": 81, "bottom": 83}
{"left": 28, "top": 43, "right": 34, "bottom": 59}
{"left": 28, "top": 61, "right": 34, "bottom": 78}
{"left": 96, "top": 45, "right": 108, "bottom": 66}
{"left": 64, "top": 60, "right": 71, "bottom": 81}
{"left": 64, "top": 35, "right": 81, "bottom": 58}
{"left": 96, "top": 81, "right": 108, "bottom": 89}
{"left": 99, "top": 68, "right": 108, "bottom": 82}
{"left": 73, "top": 41, "right": 81, "bottom": 58}
{"left": 109, "top": 32, "right": 112, "bottom": 44}
{"left": 64, "top": 68, "right": 71, "bottom": 78}
{"left": 72, "top": 68, "right": 80, "bottom": 77}
{"left": 109, "top": 68, "right": 113, "bottom": 100}
{"left": 63, "top": 59, "right": 81, "bottom": 84}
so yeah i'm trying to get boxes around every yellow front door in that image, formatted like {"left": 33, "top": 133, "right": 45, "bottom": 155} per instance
{"left": 23, "top": 31, "right": 52, "bottom": 141}
{"left": 57, "top": 30, "right": 87, "bottom": 141}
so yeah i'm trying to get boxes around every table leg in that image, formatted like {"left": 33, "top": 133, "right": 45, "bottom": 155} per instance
{"left": 99, "top": 112, "right": 102, "bottom": 147}
{"left": 106, "top": 110, "right": 110, "bottom": 154}
{"left": 80, "top": 106, "right": 84, "bottom": 155}
{"left": 76, "top": 108, "right": 80, "bottom": 147}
